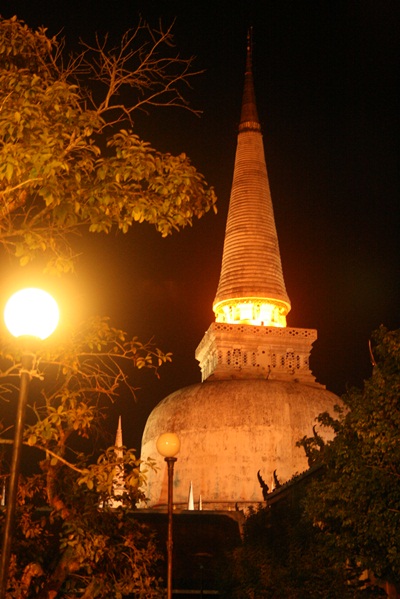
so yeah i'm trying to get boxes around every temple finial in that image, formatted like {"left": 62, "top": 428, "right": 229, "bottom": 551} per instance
{"left": 246, "top": 27, "right": 253, "bottom": 71}
{"left": 239, "top": 28, "right": 260, "bottom": 130}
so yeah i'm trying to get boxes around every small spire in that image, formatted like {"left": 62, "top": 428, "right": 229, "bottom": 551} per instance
{"left": 115, "top": 415, "right": 123, "bottom": 455}
{"left": 1, "top": 479, "right": 5, "bottom": 507}
{"left": 111, "top": 416, "right": 127, "bottom": 506}
{"left": 187, "top": 481, "right": 194, "bottom": 510}
{"left": 99, "top": 416, "right": 127, "bottom": 509}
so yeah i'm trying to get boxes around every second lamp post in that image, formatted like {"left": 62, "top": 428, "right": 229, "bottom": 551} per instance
{"left": 156, "top": 432, "right": 180, "bottom": 599}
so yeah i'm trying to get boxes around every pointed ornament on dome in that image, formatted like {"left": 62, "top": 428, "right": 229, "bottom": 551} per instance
{"left": 212, "top": 29, "right": 291, "bottom": 328}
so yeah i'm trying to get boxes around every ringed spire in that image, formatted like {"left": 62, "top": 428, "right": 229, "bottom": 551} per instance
{"left": 213, "top": 29, "right": 291, "bottom": 327}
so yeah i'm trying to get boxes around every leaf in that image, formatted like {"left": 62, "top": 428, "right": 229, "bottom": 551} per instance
{"left": 5, "top": 162, "right": 13, "bottom": 182}
{"left": 19, "top": 255, "right": 31, "bottom": 266}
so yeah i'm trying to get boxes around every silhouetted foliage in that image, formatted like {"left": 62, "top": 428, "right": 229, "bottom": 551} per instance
{"left": 222, "top": 483, "right": 385, "bottom": 598}
{"left": 303, "top": 326, "right": 400, "bottom": 593}
{"left": 222, "top": 326, "right": 400, "bottom": 597}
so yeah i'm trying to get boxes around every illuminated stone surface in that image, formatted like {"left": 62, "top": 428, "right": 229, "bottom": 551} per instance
{"left": 141, "top": 380, "right": 338, "bottom": 509}
{"left": 195, "top": 322, "right": 319, "bottom": 383}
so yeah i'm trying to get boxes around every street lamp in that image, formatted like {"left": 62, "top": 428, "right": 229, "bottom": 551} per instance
{"left": 156, "top": 432, "right": 180, "bottom": 599}
{"left": 0, "top": 288, "right": 59, "bottom": 598}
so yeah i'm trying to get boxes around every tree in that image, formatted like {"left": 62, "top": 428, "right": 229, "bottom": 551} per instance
{"left": 0, "top": 16, "right": 216, "bottom": 274}
{"left": 0, "top": 15, "right": 217, "bottom": 597}
{"left": 302, "top": 326, "right": 400, "bottom": 594}
{"left": 223, "top": 327, "right": 400, "bottom": 598}
{"left": 221, "top": 479, "right": 384, "bottom": 598}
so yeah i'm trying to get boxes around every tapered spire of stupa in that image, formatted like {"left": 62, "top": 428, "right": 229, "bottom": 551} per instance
{"left": 196, "top": 31, "right": 316, "bottom": 383}
{"left": 213, "top": 29, "right": 291, "bottom": 328}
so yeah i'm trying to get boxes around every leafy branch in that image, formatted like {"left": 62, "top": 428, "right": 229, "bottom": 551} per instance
{"left": 0, "top": 16, "right": 217, "bottom": 274}
{"left": 0, "top": 315, "right": 168, "bottom": 596}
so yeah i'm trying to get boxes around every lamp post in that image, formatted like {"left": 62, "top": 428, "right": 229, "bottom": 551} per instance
{"left": 0, "top": 288, "right": 59, "bottom": 599}
{"left": 156, "top": 432, "right": 180, "bottom": 599}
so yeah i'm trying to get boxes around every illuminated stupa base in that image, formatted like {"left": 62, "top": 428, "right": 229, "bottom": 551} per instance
{"left": 195, "top": 322, "right": 321, "bottom": 385}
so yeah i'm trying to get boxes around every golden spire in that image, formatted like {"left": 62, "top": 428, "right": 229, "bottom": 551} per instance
{"left": 213, "top": 31, "right": 291, "bottom": 327}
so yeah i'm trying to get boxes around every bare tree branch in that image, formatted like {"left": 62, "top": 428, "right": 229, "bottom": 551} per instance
{"left": 75, "top": 19, "right": 204, "bottom": 126}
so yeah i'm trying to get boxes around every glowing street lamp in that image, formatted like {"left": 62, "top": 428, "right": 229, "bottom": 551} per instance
{"left": 4, "top": 288, "right": 59, "bottom": 340}
{"left": 0, "top": 288, "right": 59, "bottom": 599}
{"left": 157, "top": 432, "right": 180, "bottom": 599}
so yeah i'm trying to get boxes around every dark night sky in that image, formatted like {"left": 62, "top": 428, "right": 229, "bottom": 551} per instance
{"left": 1, "top": 1, "right": 399, "bottom": 451}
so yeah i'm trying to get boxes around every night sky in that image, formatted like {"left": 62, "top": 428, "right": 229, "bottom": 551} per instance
{"left": 1, "top": 1, "right": 399, "bottom": 451}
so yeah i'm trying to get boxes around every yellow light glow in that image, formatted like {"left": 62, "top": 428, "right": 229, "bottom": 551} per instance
{"left": 238, "top": 303, "right": 253, "bottom": 321}
{"left": 214, "top": 298, "right": 289, "bottom": 327}
{"left": 156, "top": 432, "right": 181, "bottom": 458}
{"left": 4, "top": 288, "right": 59, "bottom": 340}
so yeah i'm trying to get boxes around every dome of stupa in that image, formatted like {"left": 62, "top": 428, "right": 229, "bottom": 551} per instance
{"left": 142, "top": 379, "right": 338, "bottom": 509}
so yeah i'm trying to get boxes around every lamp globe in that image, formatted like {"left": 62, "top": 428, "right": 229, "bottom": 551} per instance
{"left": 4, "top": 288, "right": 59, "bottom": 340}
{"left": 156, "top": 433, "right": 181, "bottom": 458}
